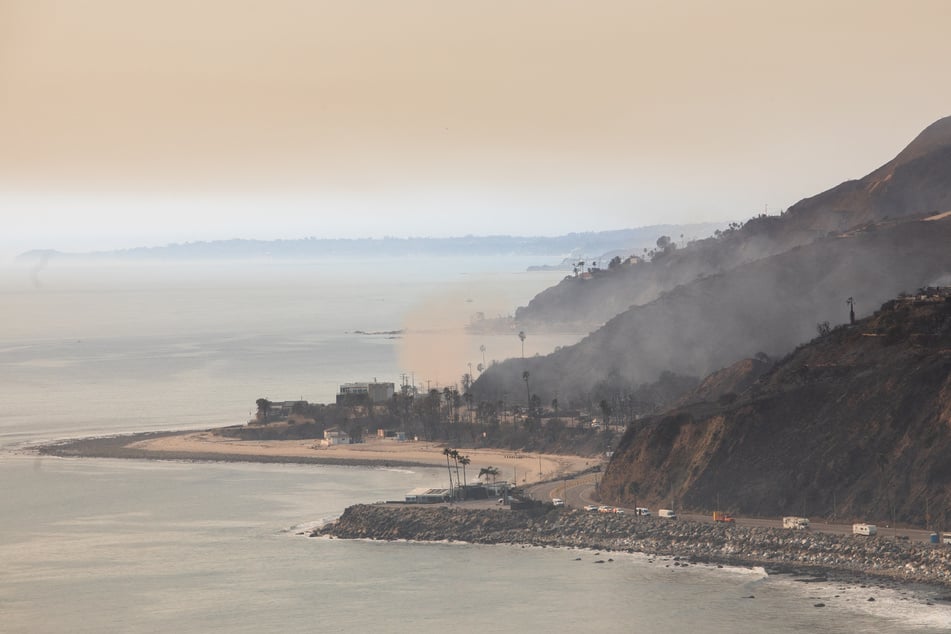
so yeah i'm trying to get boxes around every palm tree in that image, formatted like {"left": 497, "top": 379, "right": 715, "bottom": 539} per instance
{"left": 522, "top": 370, "right": 531, "bottom": 408}
{"left": 479, "top": 465, "right": 501, "bottom": 485}
{"left": 480, "top": 344, "right": 486, "bottom": 368}
{"left": 442, "top": 447, "right": 455, "bottom": 496}
{"left": 443, "top": 386, "right": 453, "bottom": 422}
{"left": 518, "top": 331, "right": 526, "bottom": 358}
{"left": 450, "top": 449, "right": 462, "bottom": 499}
{"left": 459, "top": 455, "right": 471, "bottom": 494}
{"left": 463, "top": 391, "right": 473, "bottom": 424}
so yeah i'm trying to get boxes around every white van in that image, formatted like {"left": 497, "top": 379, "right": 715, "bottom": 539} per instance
{"left": 852, "top": 523, "right": 877, "bottom": 536}
{"left": 658, "top": 509, "right": 677, "bottom": 519}
{"left": 635, "top": 507, "right": 651, "bottom": 516}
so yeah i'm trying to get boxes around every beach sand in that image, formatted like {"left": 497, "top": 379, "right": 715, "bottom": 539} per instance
{"left": 128, "top": 431, "right": 596, "bottom": 485}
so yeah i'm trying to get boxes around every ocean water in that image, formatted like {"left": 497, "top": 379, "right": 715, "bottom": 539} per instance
{"left": 1, "top": 257, "right": 949, "bottom": 633}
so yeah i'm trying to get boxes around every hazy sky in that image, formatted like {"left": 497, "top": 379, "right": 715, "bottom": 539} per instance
{"left": 2, "top": 0, "right": 950, "bottom": 255}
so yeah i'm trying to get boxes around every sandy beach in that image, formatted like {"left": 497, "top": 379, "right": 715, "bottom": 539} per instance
{"left": 44, "top": 430, "right": 597, "bottom": 486}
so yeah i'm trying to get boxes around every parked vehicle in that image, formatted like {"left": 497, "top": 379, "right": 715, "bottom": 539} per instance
{"left": 552, "top": 498, "right": 564, "bottom": 507}
{"left": 634, "top": 507, "right": 651, "bottom": 516}
{"left": 713, "top": 512, "right": 735, "bottom": 523}
{"left": 598, "top": 505, "right": 614, "bottom": 513}
{"left": 943, "top": 534, "right": 951, "bottom": 545}
{"left": 583, "top": 504, "right": 600, "bottom": 512}
{"left": 783, "top": 516, "right": 810, "bottom": 530}
{"left": 852, "top": 523, "right": 877, "bottom": 536}
{"left": 658, "top": 509, "right": 677, "bottom": 519}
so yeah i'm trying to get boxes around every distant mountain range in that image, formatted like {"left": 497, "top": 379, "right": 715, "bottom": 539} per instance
{"left": 16, "top": 224, "right": 727, "bottom": 265}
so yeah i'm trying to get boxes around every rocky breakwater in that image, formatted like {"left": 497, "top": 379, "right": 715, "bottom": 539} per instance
{"left": 316, "top": 505, "right": 951, "bottom": 589}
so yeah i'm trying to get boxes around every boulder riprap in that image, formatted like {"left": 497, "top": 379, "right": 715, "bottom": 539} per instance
{"left": 316, "top": 505, "right": 951, "bottom": 589}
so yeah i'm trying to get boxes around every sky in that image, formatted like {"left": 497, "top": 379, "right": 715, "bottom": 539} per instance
{"left": 1, "top": 0, "right": 950, "bottom": 256}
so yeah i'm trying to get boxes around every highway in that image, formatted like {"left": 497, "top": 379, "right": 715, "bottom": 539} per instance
{"left": 528, "top": 476, "right": 946, "bottom": 545}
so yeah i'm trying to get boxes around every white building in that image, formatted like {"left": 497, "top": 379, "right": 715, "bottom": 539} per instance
{"left": 320, "top": 427, "right": 351, "bottom": 447}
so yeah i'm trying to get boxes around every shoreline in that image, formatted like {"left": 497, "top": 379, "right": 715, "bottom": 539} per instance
{"left": 34, "top": 430, "right": 595, "bottom": 481}
{"left": 36, "top": 431, "right": 951, "bottom": 599}
{"left": 317, "top": 504, "right": 951, "bottom": 595}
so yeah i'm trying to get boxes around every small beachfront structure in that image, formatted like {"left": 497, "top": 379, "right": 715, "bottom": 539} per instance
{"left": 319, "top": 427, "right": 351, "bottom": 447}
{"left": 405, "top": 488, "right": 450, "bottom": 504}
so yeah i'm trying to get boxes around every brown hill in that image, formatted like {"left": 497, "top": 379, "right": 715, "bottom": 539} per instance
{"left": 599, "top": 291, "right": 951, "bottom": 527}
{"left": 783, "top": 115, "right": 951, "bottom": 237}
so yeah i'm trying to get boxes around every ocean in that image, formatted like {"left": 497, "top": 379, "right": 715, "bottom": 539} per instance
{"left": 1, "top": 256, "right": 948, "bottom": 632}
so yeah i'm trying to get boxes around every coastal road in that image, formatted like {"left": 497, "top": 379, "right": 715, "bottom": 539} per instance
{"left": 528, "top": 477, "right": 945, "bottom": 545}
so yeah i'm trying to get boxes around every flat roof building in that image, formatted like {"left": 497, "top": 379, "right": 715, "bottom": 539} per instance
{"left": 336, "top": 381, "right": 395, "bottom": 405}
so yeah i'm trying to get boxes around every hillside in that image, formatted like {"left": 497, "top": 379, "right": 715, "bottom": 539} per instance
{"left": 598, "top": 291, "right": 951, "bottom": 527}
{"left": 476, "top": 117, "right": 951, "bottom": 408}
{"left": 515, "top": 115, "right": 951, "bottom": 327}
{"left": 474, "top": 213, "right": 951, "bottom": 405}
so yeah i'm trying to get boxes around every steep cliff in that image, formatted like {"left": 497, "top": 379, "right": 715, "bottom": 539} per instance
{"left": 599, "top": 293, "right": 951, "bottom": 527}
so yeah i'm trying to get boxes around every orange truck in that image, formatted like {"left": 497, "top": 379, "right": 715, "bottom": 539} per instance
{"left": 713, "top": 512, "right": 735, "bottom": 523}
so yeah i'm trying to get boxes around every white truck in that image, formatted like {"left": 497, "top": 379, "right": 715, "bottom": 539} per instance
{"left": 658, "top": 509, "right": 677, "bottom": 519}
{"left": 783, "top": 516, "right": 810, "bottom": 530}
{"left": 852, "top": 523, "right": 877, "bottom": 536}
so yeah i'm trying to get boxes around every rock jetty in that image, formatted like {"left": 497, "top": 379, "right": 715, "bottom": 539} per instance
{"left": 317, "top": 505, "right": 951, "bottom": 589}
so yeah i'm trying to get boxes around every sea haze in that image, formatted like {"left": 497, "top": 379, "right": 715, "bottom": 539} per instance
{"left": 0, "top": 255, "right": 948, "bottom": 632}
{"left": 0, "top": 256, "right": 573, "bottom": 445}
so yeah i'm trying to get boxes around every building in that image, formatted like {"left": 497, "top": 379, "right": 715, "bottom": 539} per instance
{"left": 319, "top": 427, "right": 351, "bottom": 447}
{"left": 405, "top": 488, "right": 450, "bottom": 504}
{"left": 336, "top": 381, "right": 395, "bottom": 405}
{"left": 376, "top": 429, "right": 407, "bottom": 441}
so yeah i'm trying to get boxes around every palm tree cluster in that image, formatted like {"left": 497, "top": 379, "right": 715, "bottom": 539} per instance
{"left": 478, "top": 465, "right": 500, "bottom": 484}
{"left": 441, "top": 447, "right": 472, "bottom": 500}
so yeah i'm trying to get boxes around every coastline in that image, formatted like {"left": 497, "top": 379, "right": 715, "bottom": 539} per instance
{"left": 36, "top": 430, "right": 951, "bottom": 601}
{"left": 317, "top": 504, "right": 951, "bottom": 595}
{"left": 34, "top": 430, "right": 594, "bottom": 483}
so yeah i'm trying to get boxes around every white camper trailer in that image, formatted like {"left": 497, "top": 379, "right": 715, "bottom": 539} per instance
{"left": 783, "top": 516, "right": 810, "bottom": 530}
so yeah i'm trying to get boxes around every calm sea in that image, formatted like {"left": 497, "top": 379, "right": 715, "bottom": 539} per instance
{"left": 1, "top": 257, "right": 948, "bottom": 632}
